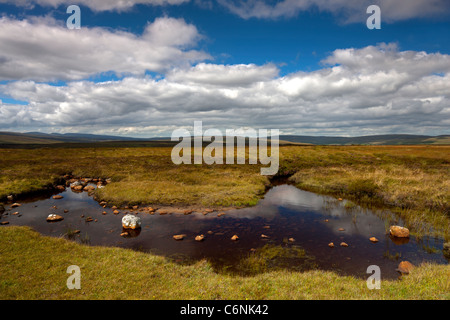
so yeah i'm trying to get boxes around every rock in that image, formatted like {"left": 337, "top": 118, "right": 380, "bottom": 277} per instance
{"left": 288, "top": 237, "right": 295, "bottom": 242}
{"left": 64, "top": 209, "right": 69, "bottom": 213}
{"left": 73, "top": 185, "right": 83, "bottom": 191}
{"left": 147, "top": 207, "right": 155, "bottom": 212}
{"left": 56, "top": 185, "right": 66, "bottom": 191}
{"left": 207, "top": 230, "right": 214, "bottom": 235}
{"left": 46, "top": 214, "right": 64, "bottom": 222}
{"left": 7, "top": 195, "right": 13, "bottom": 201}
{"left": 122, "top": 214, "right": 141, "bottom": 230}
{"left": 102, "top": 211, "right": 107, "bottom": 215}
{"left": 12, "top": 211, "right": 19, "bottom": 215}
{"left": 183, "top": 210, "right": 193, "bottom": 215}
{"left": 195, "top": 234, "right": 205, "bottom": 241}
{"left": 70, "top": 181, "right": 85, "bottom": 188}
{"left": 338, "top": 228, "right": 345, "bottom": 231}
{"left": 340, "top": 242, "right": 349, "bottom": 247}
{"left": 396, "top": 261, "right": 414, "bottom": 274}
{"left": 120, "top": 232, "right": 129, "bottom": 237}
{"left": 158, "top": 209, "right": 169, "bottom": 215}
{"left": 261, "top": 234, "right": 269, "bottom": 239}
{"left": 204, "top": 209, "right": 213, "bottom": 213}
{"left": 11, "top": 203, "right": 21, "bottom": 208}
{"left": 1, "top": 221, "right": 9, "bottom": 225}
{"left": 99, "top": 201, "right": 107, "bottom": 206}
{"left": 328, "top": 242, "right": 334, "bottom": 248}
{"left": 173, "top": 234, "right": 184, "bottom": 240}
{"left": 52, "top": 195, "right": 64, "bottom": 199}
{"left": 111, "top": 206, "right": 118, "bottom": 210}
{"left": 369, "top": 237, "right": 379, "bottom": 243}
{"left": 83, "top": 185, "right": 95, "bottom": 192}
{"left": 217, "top": 212, "right": 226, "bottom": 217}
{"left": 85, "top": 217, "right": 94, "bottom": 222}
{"left": 113, "top": 210, "right": 119, "bottom": 215}
{"left": 338, "top": 198, "right": 343, "bottom": 201}
{"left": 390, "top": 226, "right": 410, "bottom": 238}
{"left": 132, "top": 205, "right": 139, "bottom": 210}
{"left": 324, "top": 219, "right": 329, "bottom": 222}
{"left": 231, "top": 234, "right": 239, "bottom": 241}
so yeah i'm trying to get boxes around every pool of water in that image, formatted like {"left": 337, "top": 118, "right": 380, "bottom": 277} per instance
{"left": 1, "top": 183, "right": 447, "bottom": 279}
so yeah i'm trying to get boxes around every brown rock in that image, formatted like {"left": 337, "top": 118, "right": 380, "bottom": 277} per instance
{"left": 11, "top": 203, "right": 21, "bottom": 208}
{"left": 217, "top": 212, "right": 226, "bottom": 217}
{"left": 73, "top": 185, "right": 83, "bottom": 191}
{"left": 261, "top": 234, "right": 269, "bottom": 239}
{"left": 195, "top": 234, "right": 205, "bottom": 241}
{"left": 369, "top": 237, "right": 379, "bottom": 243}
{"left": 397, "top": 261, "right": 414, "bottom": 274}
{"left": 328, "top": 242, "right": 334, "bottom": 248}
{"left": 147, "top": 207, "right": 155, "bottom": 212}
{"left": 183, "top": 210, "right": 193, "bottom": 215}
{"left": 338, "top": 228, "right": 345, "bottom": 231}
{"left": 56, "top": 185, "right": 66, "bottom": 191}
{"left": 120, "top": 232, "right": 129, "bottom": 237}
{"left": 231, "top": 234, "right": 239, "bottom": 241}
{"left": 85, "top": 217, "right": 93, "bottom": 222}
{"left": 340, "top": 242, "right": 349, "bottom": 247}
{"left": 113, "top": 210, "right": 119, "bottom": 215}
{"left": 173, "top": 234, "right": 184, "bottom": 241}
{"left": 1, "top": 221, "right": 9, "bottom": 225}
{"left": 288, "top": 237, "right": 295, "bottom": 242}
{"left": 64, "top": 209, "right": 69, "bottom": 213}
{"left": 132, "top": 205, "right": 139, "bottom": 210}
{"left": 204, "top": 209, "right": 213, "bottom": 213}
{"left": 102, "top": 211, "right": 107, "bottom": 215}
{"left": 52, "top": 195, "right": 64, "bottom": 200}
{"left": 390, "top": 226, "right": 410, "bottom": 238}
{"left": 158, "top": 209, "right": 169, "bottom": 215}
{"left": 46, "top": 214, "right": 64, "bottom": 222}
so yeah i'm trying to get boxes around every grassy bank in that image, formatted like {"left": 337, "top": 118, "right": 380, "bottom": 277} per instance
{"left": 1, "top": 145, "right": 448, "bottom": 237}
{"left": 1, "top": 226, "right": 448, "bottom": 300}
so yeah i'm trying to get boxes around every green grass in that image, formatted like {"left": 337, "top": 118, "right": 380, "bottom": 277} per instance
{"left": 0, "top": 144, "right": 449, "bottom": 300}
{"left": 1, "top": 226, "right": 448, "bottom": 300}
{"left": 0, "top": 145, "right": 448, "bottom": 237}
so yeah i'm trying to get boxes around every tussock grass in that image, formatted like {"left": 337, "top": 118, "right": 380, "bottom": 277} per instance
{"left": 1, "top": 226, "right": 448, "bottom": 300}
{"left": 1, "top": 145, "right": 448, "bottom": 237}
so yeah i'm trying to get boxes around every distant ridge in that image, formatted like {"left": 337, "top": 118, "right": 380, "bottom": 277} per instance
{"left": 0, "top": 131, "right": 448, "bottom": 145}
{"left": 279, "top": 134, "right": 450, "bottom": 145}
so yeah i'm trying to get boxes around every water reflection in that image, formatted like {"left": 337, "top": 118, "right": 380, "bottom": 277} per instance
{"left": 0, "top": 183, "right": 447, "bottom": 279}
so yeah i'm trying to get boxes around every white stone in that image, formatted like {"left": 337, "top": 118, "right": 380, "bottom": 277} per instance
{"left": 121, "top": 214, "right": 141, "bottom": 229}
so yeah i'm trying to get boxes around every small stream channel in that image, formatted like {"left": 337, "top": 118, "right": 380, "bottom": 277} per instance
{"left": 1, "top": 180, "right": 447, "bottom": 279}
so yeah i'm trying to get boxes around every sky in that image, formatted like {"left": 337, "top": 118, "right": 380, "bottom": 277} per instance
{"left": 0, "top": 0, "right": 449, "bottom": 137}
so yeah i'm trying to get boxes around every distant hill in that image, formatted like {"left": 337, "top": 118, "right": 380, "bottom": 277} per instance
{"left": 0, "top": 131, "right": 153, "bottom": 144}
{"left": 279, "top": 134, "right": 450, "bottom": 145}
{"left": 0, "top": 131, "right": 448, "bottom": 146}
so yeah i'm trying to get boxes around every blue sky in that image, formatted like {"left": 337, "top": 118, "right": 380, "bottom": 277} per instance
{"left": 0, "top": 0, "right": 449, "bottom": 137}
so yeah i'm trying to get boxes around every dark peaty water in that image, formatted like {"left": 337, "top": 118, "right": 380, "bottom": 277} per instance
{"left": 1, "top": 184, "right": 447, "bottom": 279}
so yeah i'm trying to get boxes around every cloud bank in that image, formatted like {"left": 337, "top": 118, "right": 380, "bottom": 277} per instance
{"left": 0, "top": 16, "right": 209, "bottom": 81}
{"left": 1, "top": 38, "right": 449, "bottom": 136}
